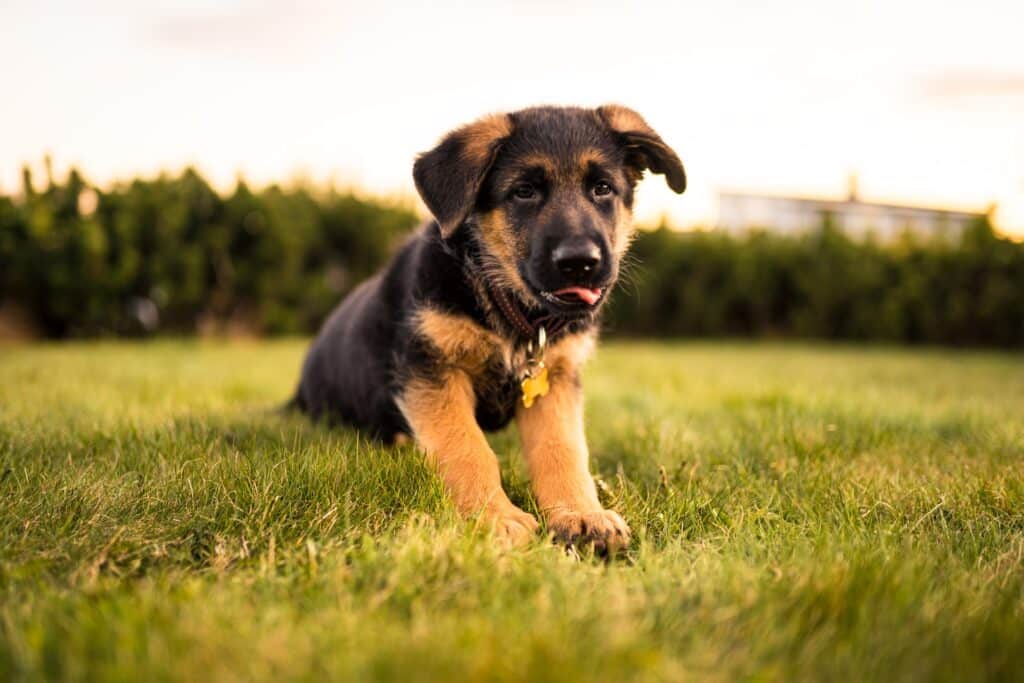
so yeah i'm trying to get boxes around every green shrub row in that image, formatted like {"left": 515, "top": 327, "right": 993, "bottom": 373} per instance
{"left": 0, "top": 165, "right": 417, "bottom": 337}
{"left": 607, "top": 221, "right": 1024, "bottom": 346}
{"left": 1, "top": 165, "right": 1022, "bottom": 345}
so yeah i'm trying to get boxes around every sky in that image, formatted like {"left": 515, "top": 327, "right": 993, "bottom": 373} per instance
{"left": 2, "top": 0, "right": 1024, "bottom": 235}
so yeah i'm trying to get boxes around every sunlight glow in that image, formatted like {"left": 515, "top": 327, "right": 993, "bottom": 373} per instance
{"left": 1, "top": 0, "right": 1022, "bottom": 235}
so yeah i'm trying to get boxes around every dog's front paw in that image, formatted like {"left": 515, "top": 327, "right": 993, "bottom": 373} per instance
{"left": 548, "top": 508, "right": 631, "bottom": 556}
{"left": 485, "top": 504, "right": 540, "bottom": 548}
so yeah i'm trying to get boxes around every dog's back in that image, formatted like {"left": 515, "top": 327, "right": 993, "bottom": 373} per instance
{"left": 294, "top": 236, "right": 421, "bottom": 439}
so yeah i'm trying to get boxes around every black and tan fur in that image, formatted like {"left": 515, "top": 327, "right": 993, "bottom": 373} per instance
{"left": 293, "top": 105, "right": 685, "bottom": 552}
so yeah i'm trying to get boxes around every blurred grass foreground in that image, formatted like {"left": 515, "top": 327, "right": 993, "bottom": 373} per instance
{"left": 1, "top": 340, "right": 1023, "bottom": 680}
{"left": 1, "top": 163, "right": 1023, "bottom": 346}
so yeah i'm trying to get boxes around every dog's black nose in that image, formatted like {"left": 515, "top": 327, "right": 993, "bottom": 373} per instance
{"left": 552, "top": 239, "right": 601, "bottom": 281}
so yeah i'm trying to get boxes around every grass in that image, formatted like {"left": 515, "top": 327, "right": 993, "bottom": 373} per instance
{"left": 1, "top": 339, "right": 1023, "bottom": 682}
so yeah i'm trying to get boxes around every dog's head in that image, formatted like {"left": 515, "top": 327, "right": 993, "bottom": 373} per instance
{"left": 414, "top": 105, "right": 685, "bottom": 315}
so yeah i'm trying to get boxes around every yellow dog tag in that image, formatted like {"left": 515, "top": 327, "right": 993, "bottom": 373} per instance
{"left": 520, "top": 364, "right": 549, "bottom": 408}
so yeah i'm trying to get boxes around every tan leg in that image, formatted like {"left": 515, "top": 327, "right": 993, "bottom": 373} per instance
{"left": 398, "top": 370, "right": 539, "bottom": 547}
{"left": 516, "top": 369, "right": 631, "bottom": 555}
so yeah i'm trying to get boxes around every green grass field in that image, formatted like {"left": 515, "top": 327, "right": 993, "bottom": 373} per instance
{"left": 1, "top": 340, "right": 1023, "bottom": 682}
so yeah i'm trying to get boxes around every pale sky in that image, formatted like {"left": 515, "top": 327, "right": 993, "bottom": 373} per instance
{"left": 3, "top": 0, "right": 1024, "bottom": 235}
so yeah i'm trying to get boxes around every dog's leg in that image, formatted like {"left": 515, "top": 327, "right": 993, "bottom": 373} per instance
{"left": 399, "top": 370, "right": 539, "bottom": 547}
{"left": 516, "top": 368, "right": 631, "bottom": 555}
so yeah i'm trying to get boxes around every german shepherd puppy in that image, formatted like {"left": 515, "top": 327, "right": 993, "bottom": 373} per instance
{"left": 294, "top": 105, "right": 685, "bottom": 553}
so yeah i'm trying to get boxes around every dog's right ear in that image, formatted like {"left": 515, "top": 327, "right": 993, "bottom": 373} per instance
{"left": 597, "top": 104, "right": 686, "bottom": 194}
{"left": 413, "top": 113, "right": 513, "bottom": 238}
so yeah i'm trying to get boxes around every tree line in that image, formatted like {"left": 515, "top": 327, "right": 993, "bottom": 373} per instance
{"left": 0, "top": 164, "right": 417, "bottom": 337}
{"left": 1, "top": 165, "right": 1022, "bottom": 346}
{"left": 606, "top": 220, "right": 1024, "bottom": 347}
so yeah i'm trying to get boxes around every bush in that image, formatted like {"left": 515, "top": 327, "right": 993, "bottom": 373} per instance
{"left": 0, "top": 164, "right": 418, "bottom": 337}
{"left": 2, "top": 164, "right": 1022, "bottom": 346}
{"left": 605, "top": 222, "right": 1024, "bottom": 347}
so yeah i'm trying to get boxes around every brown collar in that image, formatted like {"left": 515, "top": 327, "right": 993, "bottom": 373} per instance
{"left": 459, "top": 237, "right": 574, "bottom": 344}
{"left": 487, "top": 284, "right": 572, "bottom": 343}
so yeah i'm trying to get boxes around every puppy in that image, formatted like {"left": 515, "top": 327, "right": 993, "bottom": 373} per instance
{"left": 293, "top": 105, "right": 685, "bottom": 552}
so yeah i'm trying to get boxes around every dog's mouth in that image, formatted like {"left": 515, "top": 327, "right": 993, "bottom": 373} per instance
{"left": 540, "top": 286, "right": 605, "bottom": 309}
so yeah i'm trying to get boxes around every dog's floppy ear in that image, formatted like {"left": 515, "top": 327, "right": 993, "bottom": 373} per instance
{"left": 597, "top": 104, "right": 686, "bottom": 194}
{"left": 413, "top": 113, "right": 513, "bottom": 238}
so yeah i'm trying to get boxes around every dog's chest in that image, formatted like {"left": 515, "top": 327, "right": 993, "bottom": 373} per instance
{"left": 473, "top": 370, "right": 519, "bottom": 431}
{"left": 471, "top": 348, "right": 525, "bottom": 432}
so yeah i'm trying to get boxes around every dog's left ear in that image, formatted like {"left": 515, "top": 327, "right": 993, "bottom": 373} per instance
{"left": 413, "top": 113, "right": 513, "bottom": 238}
{"left": 597, "top": 105, "right": 686, "bottom": 194}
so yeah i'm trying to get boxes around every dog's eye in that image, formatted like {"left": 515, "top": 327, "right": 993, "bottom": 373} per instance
{"left": 592, "top": 181, "right": 614, "bottom": 198}
{"left": 512, "top": 183, "right": 537, "bottom": 201}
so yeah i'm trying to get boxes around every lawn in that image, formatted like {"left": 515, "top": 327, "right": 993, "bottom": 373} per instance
{"left": 1, "top": 340, "right": 1023, "bottom": 682}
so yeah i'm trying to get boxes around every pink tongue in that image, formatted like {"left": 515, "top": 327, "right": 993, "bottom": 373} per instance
{"left": 553, "top": 286, "right": 602, "bottom": 305}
